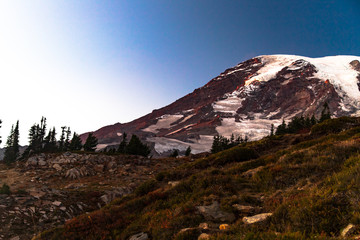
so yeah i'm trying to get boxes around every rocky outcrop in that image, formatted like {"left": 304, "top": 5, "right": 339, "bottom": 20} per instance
{"left": 196, "top": 201, "right": 235, "bottom": 222}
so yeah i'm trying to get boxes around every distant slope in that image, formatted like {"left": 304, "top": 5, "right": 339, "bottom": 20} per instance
{"left": 81, "top": 55, "right": 360, "bottom": 155}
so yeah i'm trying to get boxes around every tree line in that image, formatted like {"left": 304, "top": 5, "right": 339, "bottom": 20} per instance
{"left": 1, "top": 117, "right": 152, "bottom": 165}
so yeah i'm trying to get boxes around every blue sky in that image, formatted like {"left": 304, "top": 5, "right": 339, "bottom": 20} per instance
{"left": 0, "top": 0, "right": 359, "bottom": 145}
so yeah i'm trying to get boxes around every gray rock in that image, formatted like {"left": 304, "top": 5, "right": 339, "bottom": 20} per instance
{"left": 242, "top": 166, "right": 264, "bottom": 178}
{"left": 196, "top": 201, "right": 235, "bottom": 222}
{"left": 38, "top": 159, "right": 47, "bottom": 166}
{"left": 168, "top": 181, "right": 180, "bottom": 187}
{"left": 242, "top": 213, "right": 272, "bottom": 224}
{"left": 52, "top": 163, "right": 62, "bottom": 171}
{"left": 26, "top": 157, "right": 38, "bottom": 166}
{"left": 232, "top": 204, "right": 255, "bottom": 213}
{"left": 128, "top": 232, "right": 149, "bottom": 240}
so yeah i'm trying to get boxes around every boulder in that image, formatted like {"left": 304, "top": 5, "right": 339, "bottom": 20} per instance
{"left": 128, "top": 232, "right": 148, "bottom": 240}
{"left": 52, "top": 164, "right": 62, "bottom": 171}
{"left": 232, "top": 204, "right": 255, "bottom": 213}
{"left": 26, "top": 157, "right": 38, "bottom": 166}
{"left": 196, "top": 201, "right": 235, "bottom": 222}
{"left": 243, "top": 213, "right": 272, "bottom": 224}
{"left": 38, "top": 159, "right": 47, "bottom": 166}
{"left": 198, "top": 233, "right": 210, "bottom": 240}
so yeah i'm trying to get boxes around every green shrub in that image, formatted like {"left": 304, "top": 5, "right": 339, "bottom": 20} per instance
{"left": 0, "top": 183, "right": 11, "bottom": 194}
{"left": 311, "top": 117, "right": 359, "bottom": 135}
{"left": 134, "top": 179, "right": 157, "bottom": 196}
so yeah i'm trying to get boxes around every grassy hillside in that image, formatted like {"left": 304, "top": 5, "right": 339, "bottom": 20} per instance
{"left": 35, "top": 117, "right": 360, "bottom": 239}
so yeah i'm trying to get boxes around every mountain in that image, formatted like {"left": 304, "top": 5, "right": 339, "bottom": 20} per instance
{"left": 81, "top": 55, "right": 360, "bottom": 155}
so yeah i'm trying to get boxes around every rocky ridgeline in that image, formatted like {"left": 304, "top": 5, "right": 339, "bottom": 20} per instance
{"left": 0, "top": 153, "right": 183, "bottom": 240}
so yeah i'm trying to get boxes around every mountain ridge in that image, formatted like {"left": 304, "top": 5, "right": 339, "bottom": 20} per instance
{"left": 80, "top": 54, "right": 360, "bottom": 155}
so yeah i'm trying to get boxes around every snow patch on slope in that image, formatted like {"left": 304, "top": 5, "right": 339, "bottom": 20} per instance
{"left": 142, "top": 114, "right": 183, "bottom": 133}
{"left": 147, "top": 135, "right": 213, "bottom": 154}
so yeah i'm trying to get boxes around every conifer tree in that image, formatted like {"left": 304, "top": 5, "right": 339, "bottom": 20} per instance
{"left": 319, "top": 102, "right": 331, "bottom": 122}
{"left": 83, "top": 133, "right": 98, "bottom": 152}
{"left": 117, "top": 132, "right": 127, "bottom": 153}
{"left": 4, "top": 121, "right": 20, "bottom": 164}
{"left": 170, "top": 149, "right": 179, "bottom": 158}
{"left": 69, "top": 132, "right": 82, "bottom": 151}
{"left": 0, "top": 119, "right": 2, "bottom": 145}
{"left": 64, "top": 127, "right": 71, "bottom": 151}
{"left": 125, "top": 134, "right": 150, "bottom": 157}
{"left": 270, "top": 124, "right": 274, "bottom": 136}
{"left": 59, "top": 126, "right": 66, "bottom": 151}
{"left": 185, "top": 146, "right": 191, "bottom": 156}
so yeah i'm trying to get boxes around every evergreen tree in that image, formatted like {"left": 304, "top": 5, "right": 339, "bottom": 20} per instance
{"left": 64, "top": 127, "right": 71, "bottom": 151}
{"left": 117, "top": 132, "right": 127, "bottom": 153}
{"left": 43, "top": 127, "right": 57, "bottom": 152}
{"left": 3, "top": 121, "right": 20, "bottom": 164}
{"left": 270, "top": 124, "right": 274, "bottom": 136}
{"left": 25, "top": 117, "right": 47, "bottom": 155}
{"left": 125, "top": 134, "right": 150, "bottom": 157}
{"left": 275, "top": 119, "right": 287, "bottom": 135}
{"left": 170, "top": 149, "right": 179, "bottom": 158}
{"left": 319, "top": 102, "right": 331, "bottom": 122}
{"left": 59, "top": 126, "right": 66, "bottom": 151}
{"left": 185, "top": 146, "right": 191, "bottom": 156}
{"left": 83, "top": 133, "right": 98, "bottom": 152}
{"left": 69, "top": 132, "right": 82, "bottom": 151}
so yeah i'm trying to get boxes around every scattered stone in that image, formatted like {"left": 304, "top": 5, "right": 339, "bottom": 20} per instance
{"left": 94, "top": 164, "right": 104, "bottom": 173}
{"left": 341, "top": 223, "right": 356, "bottom": 237}
{"left": 29, "top": 188, "right": 46, "bottom": 199}
{"left": 65, "top": 168, "right": 81, "bottom": 179}
{"left": 243, "top": 213, "right": 273, "bottom": 224}
{"left": 26, "top": 157, "right": 38, "bottom": 166}
{"left": 52, "top": 201, "right": 62, "bottom": 207}
{"left": 52, "top": 163, "right": 62, "bottom": 171}
{"left": 128, "top": 232, "right": 149, "bottom": 240}
{"left": 168, "top": 181, "right": 180, "bottom": 187}
{"left": 9, "top": 236, "right": 20, "bottom": 240}
{"left": 38, "top": 159, "right": 47, "bottom": 166}
{"left": 232, "top": 204, "right": 255, "bottom": 213}
{"left": 196, "top": 201, "right": 235, "bottom": 222}
{"left": 199, "top": 222, "right": 209, "bottom": 230}
{"left": 198, "top": 233, "right": 210, "bottom": 240}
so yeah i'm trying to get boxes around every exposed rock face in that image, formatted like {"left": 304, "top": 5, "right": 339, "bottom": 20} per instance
{"left": 0, "top": 153, "right": 185, "bottom": 240}
{"left": 80, "top": 55, "right": 360, "bottom": 155}
{"left": 196, "top": 201, "right": 235, "bottom": 222}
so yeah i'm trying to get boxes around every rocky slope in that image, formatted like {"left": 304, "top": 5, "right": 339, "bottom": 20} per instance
{"left": 37, "top": 117, "right": 360, "bottom": 239}
{"left": 81, "top": 55, "right": 360, "bottom": 155}
{"left": 0, "top": 153, "right": 187, "bottom": 240}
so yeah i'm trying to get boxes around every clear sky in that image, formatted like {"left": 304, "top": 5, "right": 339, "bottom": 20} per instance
{"left": 0, "top": 0, "right": 359, "bottom": 146}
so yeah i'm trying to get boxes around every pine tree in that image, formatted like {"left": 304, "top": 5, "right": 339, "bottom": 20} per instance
{"left": 117, "top": 132, "right": 127, "bottom": 153}
{"left": 185, "top": 146, "right": 191, "bottom": 156}
{"left": 69, "top": 132, "right": 82, "bottom": 151}
{"left": 170, "top": 149, "right": 179, "bottom": 158}
{"left": 3, "top": 121, "right": 20, "bottom": 164}
{"left": 270, "top": 124, "right": 274, "bottom": 136}
{"left": 64, "top": 127, "right": 71, "bottom": 151}
{"left": 320, "top": 102, "right": 331, "bottom": 122}
{"left": 83, "top": 133, "right": 98, "bottom": 152}
{"left": 125, "top": 134, "right": 150, "bottom": 157}
{"left": 59, "top": 126, "right": 66, "bottom": 151}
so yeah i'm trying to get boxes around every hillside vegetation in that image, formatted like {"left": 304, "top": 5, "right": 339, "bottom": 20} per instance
{"left": 35, "top": 117, "right": 360, "bottom": 239}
